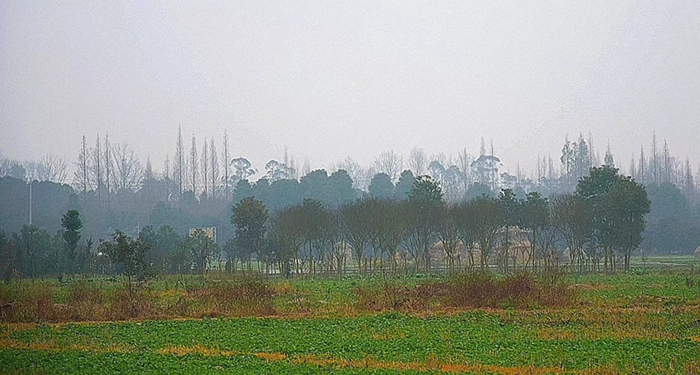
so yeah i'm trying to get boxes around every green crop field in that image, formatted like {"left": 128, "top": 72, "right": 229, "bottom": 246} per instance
{"left": 2, "top": 259, "right": 700, "bottom": 374}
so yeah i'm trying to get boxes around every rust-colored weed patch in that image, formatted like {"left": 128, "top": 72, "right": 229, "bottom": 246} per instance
{"left": 254, "top": 352, "right": 287, "bottom": 361}
{"left": 290, "top": 353, "right": 570, "bottom": 374}
{"left": 0, "top": 336, "right": 132, "bottom": 354}
{"left": 157, "top": 344, "right": 236, "bottom": 357}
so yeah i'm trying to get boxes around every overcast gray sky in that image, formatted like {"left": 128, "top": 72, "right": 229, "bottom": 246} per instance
{"left": 2, "top": 1, "right": 699, "bottom": 177}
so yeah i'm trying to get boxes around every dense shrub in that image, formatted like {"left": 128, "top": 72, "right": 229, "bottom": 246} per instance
{"left": 179, "top": 279, "right": 277, "bottom": 317}
{"left": 0, "top": 277, "right": 277, "bottom": 323}
{"left": 353, "top": 271, "right": 576, "bottom": 312}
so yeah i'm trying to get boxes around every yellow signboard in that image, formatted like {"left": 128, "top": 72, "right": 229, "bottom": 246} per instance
{"left": 189, "top": 227, "right": 217, "bottom": 243}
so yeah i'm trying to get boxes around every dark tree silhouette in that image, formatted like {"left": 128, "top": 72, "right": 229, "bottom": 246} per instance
{"left": 61, "top": 209, "right": 82, "bottom": 274}
{"left": 577, "top": 166, "right": 650, "bottom": 272}
{"left": 98, "top": 230, "right": 151, "bottom": 295}
{"left": 368, "top": 173, "right": 394, "bottom": 199}
{"left": 231, "top": 197, "right": 269, "bottom": 272}
{"left": 405, "top": 175, "right": 444, "bottom": 272}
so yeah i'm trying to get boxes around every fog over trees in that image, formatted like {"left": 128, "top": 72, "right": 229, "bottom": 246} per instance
{"left": 0, "top": 131, "right": 698, "bottom": 279}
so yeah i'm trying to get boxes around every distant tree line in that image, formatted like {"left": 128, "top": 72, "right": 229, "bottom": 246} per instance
{"left": 0, "top": 165, "right": 651, "bottom": 280}
{"left": 1, "top": 131, "right": 697, "bottom": 204}
{"left": 0, "top": 131, "right": 699, "bottom": 280}
{"left": 225, "top": 166, "right": 649, "bottom": 276}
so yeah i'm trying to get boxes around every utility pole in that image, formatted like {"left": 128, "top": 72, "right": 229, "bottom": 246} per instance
{"left": 28, "top": 181, "right": 35, "bottom": 282}
{"left": 29, "top": 180, "right": 32, "bottom": 225}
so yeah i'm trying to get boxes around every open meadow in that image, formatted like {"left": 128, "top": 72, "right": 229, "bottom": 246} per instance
{"left": 1, "top": 257, "right": 700, "bottom": 374}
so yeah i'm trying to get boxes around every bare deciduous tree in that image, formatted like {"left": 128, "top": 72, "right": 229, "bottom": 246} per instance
{"left": 162, "top": 154, "right": 170, "bottom": 180}
{"left": 0, "top": 157, "right": 16, "bottom": 178}
{"left": 467, "top": 196, "right": 504, "bottom": 270}
{"left": 334, "top": 157, "right": 364, "bottom": 190}
{"left": 91, "top": 134, "right": 103, "bottom": 198}
{"left": 269, "top": 204, "right": 305, "bottom": 276}
{"left": 437, "top": 204, "right": 461, "bottom": 272}
{"left": 222, "top": 131, "right": 230, "bottom": 199}
{"left": 457, "top": 148, "right": 473, "bottom": 195}
{"left": 408, "top": 147, "right": 427, "bottom": 176}
{"left": 551, "top": 193, "right": 592, "bottom": 272}
{"left": 189, "top": 135, "right": 198, "bottom": 194}
{"left": 27, "top": 154, "right": 67, "bottom": 183}
{"left": 72, "top": 135, "right": 89, "bottom": 193}
{"left": 339, "top": 199, "right": 373, "bottom": 274}
{"left": 201, "top": 138, "right": 209, "bottom": 198}
{"left": 365, "top": 198, "right": 406, "bottom": 274}
{"left": 112, "top": 143, "right": 142, "bottom": 191}
{"left": 375, "top": 150, "right": 403, "bottom": 183}
{"left": 143, "top": 157, "right": 155, "bottom": 181}
{"left": 173, "top": 126, "right": 185, "bottom": 197}
{"left": 104, "top": 133, "right": 113, "bottom": 200}
{"left": 210, "top": 138, "right": 219, "bottom": 199}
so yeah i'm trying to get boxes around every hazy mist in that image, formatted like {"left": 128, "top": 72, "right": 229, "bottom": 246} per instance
{"left": 2, "top": 1, "right": 699, "bottom": 174}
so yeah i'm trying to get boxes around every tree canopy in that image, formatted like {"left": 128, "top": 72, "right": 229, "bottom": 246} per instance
{"left": 231, "top": 197, "right": 269, "bottom": 267}
{"left": 576, "top": 166, "right": 650, "bottom": 271}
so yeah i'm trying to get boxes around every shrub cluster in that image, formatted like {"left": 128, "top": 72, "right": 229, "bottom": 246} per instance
{"left": 353, "top": 271, "right": 576, "bottom": 312}
{"left": 0, "top": 278, "right": 276, "bottom": 323}
{"left": 176, "top": 279, "right": 277, "bottom": 318}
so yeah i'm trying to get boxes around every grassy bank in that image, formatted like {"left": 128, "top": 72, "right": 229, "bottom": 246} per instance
{"left": 1, "top": 260, "right": 700, "bottom": 373}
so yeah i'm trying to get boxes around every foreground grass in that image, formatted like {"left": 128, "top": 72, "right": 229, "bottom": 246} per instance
{"left": 2, "top": 263, "right": 700, "bottom": 374}
{"left": 1, "top": 311, "right": 699, "bottom": 374}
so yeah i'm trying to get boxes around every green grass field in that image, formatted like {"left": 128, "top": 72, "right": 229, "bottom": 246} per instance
{"left": 1, "top": 256, "right": 700, "bottom": 374}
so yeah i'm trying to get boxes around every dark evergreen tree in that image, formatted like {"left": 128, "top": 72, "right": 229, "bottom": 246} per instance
{"left": 61, "top": 209, "right": 82, "bottom": 274}
{"left": 368, "top": 173, "right": 394, "bottom": 199}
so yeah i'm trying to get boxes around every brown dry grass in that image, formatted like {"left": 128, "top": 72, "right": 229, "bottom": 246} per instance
{"left": 0, "top": 278, "right": 277, "bottom": 323}
{"left": 0, "top": 336, "right": 133, "bottom": 354}
{"left": 180, "top": 279, "right": 277, "bottom": 318}
{"left": 290, "top": 353, "right": 570, "bottom": 374}
{"left": 1, "top": 335, "right": 683, "bottom": 375}
{"left": 353, "top": 271, "right": 576, "bottom": 312}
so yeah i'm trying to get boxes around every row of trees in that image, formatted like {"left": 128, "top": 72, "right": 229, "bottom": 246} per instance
{"left": 0, "top": 154, "right": 68, "bottom": 184}
{"left": 0, "top": 129, "right": 700, "bottom": 212}
{"left": 1, "top": 132, "right": 698, "bottom": 205}
{"left": 0, "top": 167, "right": 695, "bottom": 277}
{"left": 0, "top": 130, "right": 697, "bottom": 275}
{"left": 629, "top": 134, "right": 697, "bottom": 203}
{"left": 225, "top": 166, "right": 649, "bottom": 277}
{"left": 0, "top": 210, "right": 222, "bottom": 281}
{"left": 0, "top": 210, "right": 83, "bottom": 280}
{"left": 0, "top": 164, "right": 656, "bottom": 280}
{"left": 1, "top": 131, "right": 697, "bottom": 206}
